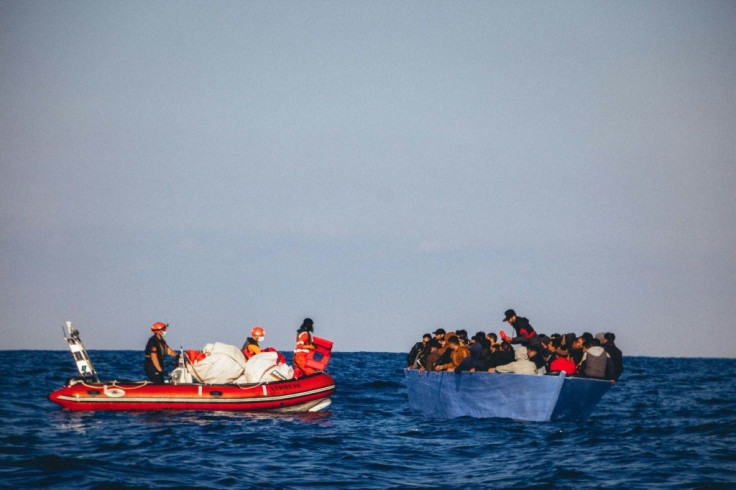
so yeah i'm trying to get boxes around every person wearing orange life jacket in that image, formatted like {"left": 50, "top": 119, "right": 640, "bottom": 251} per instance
{"left": 144, "top": 322, "right": 177, "bottom": 384}
{"left": 293, "top": 318, "right": 316, "bottom": 378}
{"left": 242, "top": 326, "right": 265, "bottom": 360}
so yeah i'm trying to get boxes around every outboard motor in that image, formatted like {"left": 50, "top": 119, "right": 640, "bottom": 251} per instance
{"left": 169, "top": 349, "right": 193, "bottom": 384}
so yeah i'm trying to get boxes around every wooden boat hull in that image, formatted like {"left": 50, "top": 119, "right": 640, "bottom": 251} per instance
{"left": 404, "top": 369, "right": 611, "bottom": 421}
{"left": 49, "top": 372, "right": 335, "bottom": 412}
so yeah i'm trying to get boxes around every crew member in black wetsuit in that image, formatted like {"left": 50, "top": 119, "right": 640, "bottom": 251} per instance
{"left": 502, "top": 309, "right": 538, "bottom": 347}
{"left": 144, "top": 322, "right": 177, "bottom": 384}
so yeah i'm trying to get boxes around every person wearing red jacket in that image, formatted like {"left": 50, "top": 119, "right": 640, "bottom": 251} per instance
{"left": 549, "top": 346, "right": 577, "bottom": 375}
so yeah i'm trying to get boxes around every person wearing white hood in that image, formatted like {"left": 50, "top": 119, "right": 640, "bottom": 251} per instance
{"left": 490, "top": 346, "right": 538, "bottom": 374}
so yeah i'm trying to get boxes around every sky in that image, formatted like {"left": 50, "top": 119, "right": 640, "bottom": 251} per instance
{"left": 1, "top": 1, "right": 734, "bottom": 357}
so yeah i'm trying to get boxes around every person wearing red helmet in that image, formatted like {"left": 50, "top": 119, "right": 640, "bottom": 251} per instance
{"left": 144, "top": 322, "right": 177, "bottom": 383}
{"left": 241, "top": 326, "right": 265, "bottom": 360}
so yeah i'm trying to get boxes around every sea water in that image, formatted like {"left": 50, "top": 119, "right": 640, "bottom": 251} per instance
{"left": 1, "top": 351, "right": 734, "bottom": 488}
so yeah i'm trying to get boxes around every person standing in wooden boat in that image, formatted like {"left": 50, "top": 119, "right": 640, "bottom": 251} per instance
{"left": 501, "top": 309, "right": 538, "bottom": 346}
{"left": 144, "top": 322, "right": 177, "bottom": 384}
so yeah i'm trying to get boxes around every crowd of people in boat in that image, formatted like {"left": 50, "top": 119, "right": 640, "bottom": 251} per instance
{"left": 143, "top": 318, "right": 321, "bottom": 383}
{"left": 406, "top": 309, "right": 624, "bottom": 381}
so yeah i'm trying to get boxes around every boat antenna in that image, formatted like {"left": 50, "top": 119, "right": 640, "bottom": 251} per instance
{"left": 63, "top": 321, "right": 99, "bottom": 382}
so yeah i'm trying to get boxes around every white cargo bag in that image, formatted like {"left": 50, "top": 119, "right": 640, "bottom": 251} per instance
{"left": 244, "top": 352, "right": 294, "bottom": 383}
{"left": 188, "top": 342, "right": 247, "bottom": 384}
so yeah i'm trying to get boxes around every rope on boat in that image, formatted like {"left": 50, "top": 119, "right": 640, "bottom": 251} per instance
{"left": 235, "top": 381, "right": 266, "bottom": 390}
{"left": 78, "top": 380, "right": 151, "bottom": 391}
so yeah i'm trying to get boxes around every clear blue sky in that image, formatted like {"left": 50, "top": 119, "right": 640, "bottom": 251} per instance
{"left": 2, "top": 2, "right": 734, "bottom": 357}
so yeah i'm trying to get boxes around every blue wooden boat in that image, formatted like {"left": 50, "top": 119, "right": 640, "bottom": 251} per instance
{"left": 404, "top": 369, "right": 612, "bottom": 422}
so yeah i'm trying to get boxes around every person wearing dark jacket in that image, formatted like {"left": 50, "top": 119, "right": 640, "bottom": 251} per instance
{"left": 489, "top": 341, "right": 515, "bottom": 369}
{"left": 407, "top": 334, "right": 431, "bottom": 369}
{"left": 144, "top": 322, "right": 177, "bottom": 384}
{"left": 455, "top": 332, "right": 492, "bottom": 372}
{"left": 433, "top": 330, "right": 455, "bottom": 367}
{"left": 502, "top": 309, "right": 538, "bottom": 346}
{"left": 435, "top": 336, "right": 470, "bottom": 371}
{"left": 527, "top": 344, "right": 546, "bottom": 373}
{"left": 570, "top": 335, "right": 585, "bottom": 366}
{"left": 422, "top": 339, "right": 443, "bottom": 372}
{"left": 579, "top": 339, "right": 614, "bottom": 379}
{"left": 602, "top": 332, "right": 624, "bottom": 380}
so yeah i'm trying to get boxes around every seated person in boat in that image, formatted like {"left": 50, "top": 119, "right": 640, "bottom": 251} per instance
{"left": 527, "top": 344, "right": 546, "bottom": 374}
{"left": 539, "top": 335, "right": 556, "bottom": 367}
{"left": 407, "top": 333, "right": 431, "bottom": 369}
{"left": 455, "top": 331, "right": 492, "bottom": 373}
{"left": 601, "top": 332, "right": 624, "bottom": 381}
{"left": 561, "top": 333, "right": 576, "bottom": 351}
{"left": 144, "top": 322, "right": 177, "bottom": 384}
{"left": 432, "top": 329, "right": 456, "bottom": 368}
{"left": 422, "top": 328, "right": 448, "bottom": 370}
{"left": 489, "top": 340, "right": 514, "bottom": 368}
{"left": 490, "top": 345, "right": 538, "bottom": 374}
{"left": 242, "top": 326, "right": 265, "bottom": 360}
{"left": 549, "top": 346, "right": 577, "bottom": 375}
{"left": 420, "top": 339, "right": 442, "bottom": 372}
{"left": 434, "top": 335, "right": 470, "bottom": 371}
{"left": 578, "top": 338, "right": 614, "bottom": 380}
{"left": 526, "top": 336, "right": 548, "bottom": 373}
{"left": 570, "top": 335, "right": 586, "bottom": 365}
{"left": 431, "top": 328, "right": 446, "bottom": 348}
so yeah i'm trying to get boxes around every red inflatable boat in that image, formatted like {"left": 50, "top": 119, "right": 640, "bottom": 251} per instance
{"left": 49, "top": 322, "right": 335, "bottom": 412}
{"left": 49, "top": 372, "right": 335, "bottom": 412}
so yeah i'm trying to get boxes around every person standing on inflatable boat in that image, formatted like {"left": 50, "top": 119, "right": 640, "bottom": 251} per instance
{"left": 144, "top": 322, "right": 177, "bottom": 384}
{"left": 293, "top": 318, "right": 316, "bottom": 378}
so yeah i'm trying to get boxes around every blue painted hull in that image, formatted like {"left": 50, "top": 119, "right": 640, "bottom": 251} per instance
{"left": 404, "top": 369, "right": 612, "bottom": 422}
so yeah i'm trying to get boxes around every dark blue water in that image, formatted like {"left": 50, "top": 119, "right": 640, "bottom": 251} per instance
{"left": 1, "top": 352, "right": 734, "bottom": 488}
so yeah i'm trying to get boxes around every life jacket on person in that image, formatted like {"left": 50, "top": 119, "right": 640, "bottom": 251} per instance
{"left": 292, "top": 330, "right": 313, "bottom": 378}
{"left": 242, "top": 326, "right": 266, "bottom": 360}
{"left": 294, "top": 330, "right": 313, "bottom": 354}
{"left": 242, "top": 338, "right": 260, "bottom": 359}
